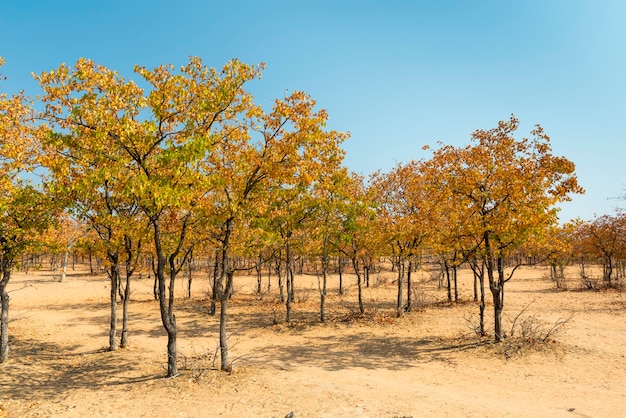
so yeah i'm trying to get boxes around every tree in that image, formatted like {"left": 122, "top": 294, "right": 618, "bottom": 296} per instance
{"left": 576, "top": 214, "right": 626, "bottom": 288}
{"left": 428, "top": 116, "right": 583, "bottom": 341}
{"left": 339, "top": 173, "right": 378, "bottom": 314}
{"left": 37, "top": 57, "right": 260, "bottom": 376}
{"left": 0, "top": 58, "right": 55, "bottom": 362}
{"left": 308, "top": 168, "right": 350, "bottom": 322}
{"left": 201, "top": 88, "right": 347, "bottom": 368}
{"left": 371, "top": 161, "right": 438, "bottom": 316}
{"left": 43, "top": 118, "right": 148, "bottom": 351}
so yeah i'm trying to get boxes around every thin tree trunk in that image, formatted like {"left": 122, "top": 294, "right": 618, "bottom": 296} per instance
{"left": 219, "top": 271, "right": 234, "bottom": 372}
{"left": 479, "top": 265, "right": 486, "bottom": 336}
{"left": 256, "top": 254, "right": 263, "bottom": 294}
{"left": 276, "top": 260, "right": 284, "bottom": 303}
{"left": 351, "top": 257, "right": 364, "bottom": 314}
{"left": 120, "top": 271, "right": 130, "bottom": 348}
{"left": 445, "top": 261, "right": 452, "bottom": 302}
{"left": 453, "top": 264, "right": 458, "bottom": 302}
{"left": 396, "top": 259, "right": 404, "bottom": 318}
{"left": 108, "top": 257, "right": 119, "bottom": 351}
{"left": 59, "top": 250, "right": 70, "bottom": 282}
{"left": 484, "top": 231, "right": 505, "bottom": 342}
{"left": 186, "top": 251, "right": 193, "bottom": 299}
{"left": 320, "top": 240, "right": 328, "bottom": 323}
{"left": 210, "top": 250, "right": 220, "bottom": 316}
{"left": 285, "top": 242, "right": 295, "bottom": 323}
{"left": 0, "top": 257, "right": 12, "bottom": 362}
{"left": 405, "top": 259, "right": 413, "bottom": 312}
{"left": 89, "top": 251, "right": 94, "bottom": 275}
{"left": 218, "top": 217, "right": 235, "bottom": 372}
{"left": 473, "top": 267, "right": 479, "bottom": 302}
{"left": 338, "top": 257, "right": 344, "bottom": 295}
{"left": 153, "top": 220, "right": 178, "bottom": 378}
{"left": 285, "top": 265, "right": 293, "bottom": 323}
{"left": 121, "top": 233, "right": 135, "bottom": 349}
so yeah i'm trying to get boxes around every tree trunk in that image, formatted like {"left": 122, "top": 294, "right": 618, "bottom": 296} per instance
{"left": 120, "top": 269, "right": 131, "bottom": 348}
{"left": 405, "top": 259, "right": 413, "bottom": 312}
{"left": 453, "top": 264, "right": 458, "bottom": 302}
{"left": 153, "top": 220, "right": 178, "bottom": 378}
{"left": 151, "top": 256, "right": 158, "bottom": 301}
{"left": 473, "top": 268, "right": 479, "bottom": 302}
{"left": 186, "top": 252, "right": 193, "bottom": 299}
{"left": 604, "top": 256, "right": 613, "bottom": 287}
{"left": 277, "top": 261, "right": 284, "bottom": 303}
{"left": 479, "top": 266, "right": 486, "bottom": 336}
{"left": 484, "top": 231, "right": 506, "bottom": 342}
{"left": 210, "top": 250, "right": 220, "bottom": 316}
{"left": 338, "top": 257, "right": 344, "bottom": 295}
{"left": 89, "top": 251, "right": 94, "bottom": 275}
{"left": 285, "top": 242, "right": 294, "bottom": 323}
{"left": 396, "top": 259, "right": 404, "bottom": 318}
{"left": 219, "top": 270, "right": 234, "bottom": 372}
{"left": 108, "top": 257, "right": 119, "bottom": 351}
{"left": 320, "top": 241, "right": 328, "bottom": 323}
{"left": 59, "top": 249, "right": 70, "bottom": 282}
{"left": 445, "top": 261, "right": 452, "bottom": 302}
{"left": 355, "top": 261, "right": 364, "bottom": 314}
{"left": 217, "top": 217, "right": 235, "bottom": 372}
{"left": 491, "top": 281, "right": 504, "bottom": 341}
{"left": 256, "top": 254, "right": 262, "bottom": 294}
{"left": 0, "top": 257, "right": 12, "bottom": 363}
{"left": 348, "top": 254, "right": 364, "bottom": 314}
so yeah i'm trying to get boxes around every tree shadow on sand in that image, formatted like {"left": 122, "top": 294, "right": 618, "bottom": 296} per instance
{"left": 247, "top": 331, "right": 479, "bottom": 372}
{"left": 0, "top": 335, "right": 162, "bottom": 402}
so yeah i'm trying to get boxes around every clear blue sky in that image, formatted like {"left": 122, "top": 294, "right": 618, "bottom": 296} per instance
{"left": 1, "top": 0, "right": 624, "bottom": 222}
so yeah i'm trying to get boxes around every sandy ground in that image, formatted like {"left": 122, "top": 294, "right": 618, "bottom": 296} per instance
{"left": 0, "top": 264, "right": 624, "bottom": 417}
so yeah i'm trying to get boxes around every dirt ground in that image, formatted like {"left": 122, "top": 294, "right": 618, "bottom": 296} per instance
{"left": 0, "top": 264, "right": 624, "bottom": 417}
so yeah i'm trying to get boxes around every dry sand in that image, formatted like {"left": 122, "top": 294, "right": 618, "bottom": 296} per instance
{"left": 0, "top": 265, "right": 624, "bottom": 417}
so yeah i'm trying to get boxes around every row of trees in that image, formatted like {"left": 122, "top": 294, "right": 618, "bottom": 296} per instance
{"left": 0, "top": 56, "right": 590, "bottom": 377}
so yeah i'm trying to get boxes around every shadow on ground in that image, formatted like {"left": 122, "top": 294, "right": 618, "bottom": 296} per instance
{"left": 0, "top": 336, "right": 162, "bottom": 401}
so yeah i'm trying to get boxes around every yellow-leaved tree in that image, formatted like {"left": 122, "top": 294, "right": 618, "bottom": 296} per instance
{"left": 37, "top": 57, "right": 262, "bottom": 377}
{"left": 0, "top": 58, "right": 55, "bottom": 362}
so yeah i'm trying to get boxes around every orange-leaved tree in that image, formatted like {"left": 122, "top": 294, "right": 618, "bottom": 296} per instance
{"left": 428, "top": 116, "right": 583, "bottom": 341}
{"left": 575, "top": 214, "right": 626, "bottom": 288}
{"left": 371, "top": 161, "right": 440, "bottom": 316}
{"left": 199, "top": 88, "right": 348, "bottom": 368}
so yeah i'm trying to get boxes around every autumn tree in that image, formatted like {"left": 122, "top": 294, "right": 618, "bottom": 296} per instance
{"left": 428, "top": 116, "right": 583, "bottom": 341}
{"left": 0, "top": 58, "right": 55, "bottom": 362}
{"left": 525, "top": 223, "right": 577, "bottom": 290}
{"left": 308, "top": 168, "right": 350, "bottom": 322}
{"left": 338, "top": 173, "right": 378, "bottom": 314}
{"left": 262, "top": 182, "right": 314, "bottom": 323}
{"left": 371, "top": 160, "right": 438, "bottom": 315}
{"left": 52, "top": 155, "right": 150, "bottom": 351}
{"left": 576, "top": 214, "right": 626, "bottom": 288}
{"left": 37, "top": 57, "right": 261, "bottom": 376}
{"left": 201, "top": 88, "right": 347, "bottom": 368}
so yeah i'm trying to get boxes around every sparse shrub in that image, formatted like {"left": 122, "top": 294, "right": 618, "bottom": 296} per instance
{"left": 178, "top": 346, "right": 213, "bottom": 382}
{"left": 372, "top": 271, "right": 391, "bottom": 287}
{"left": 500, "top": 303, "right": 573, "bottom": 357}
{"left": 409, "top": 280, "right": 428, "bottom": 310}
{"left": 580, "top": 269, "right": 599, "bottom": 290}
